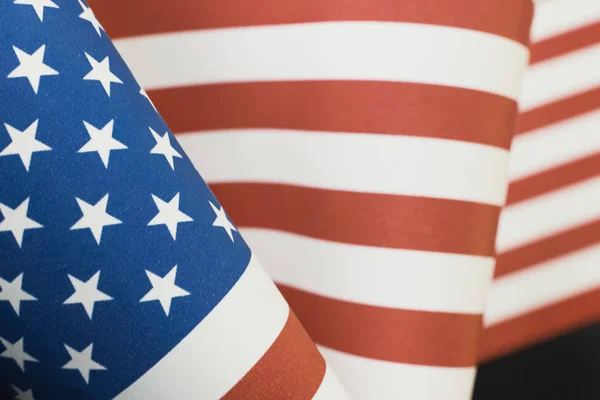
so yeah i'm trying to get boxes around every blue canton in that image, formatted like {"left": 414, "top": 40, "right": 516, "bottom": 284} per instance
{"left": 0, "top": 1, "right": 250, "bottom": 399}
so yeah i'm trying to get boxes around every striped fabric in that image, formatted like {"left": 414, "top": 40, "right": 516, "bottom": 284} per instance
{"left": 88, "top": 0, "right": 534, "bottom": 398}
{"left": 480, "top": 0, "right": 600, "bottom": 361}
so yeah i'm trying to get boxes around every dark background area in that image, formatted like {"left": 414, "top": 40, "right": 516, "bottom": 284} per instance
{"left": 473, "top": 322, "right": 600, "bottom": 399}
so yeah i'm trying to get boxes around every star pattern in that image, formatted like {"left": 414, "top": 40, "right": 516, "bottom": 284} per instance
{"left": 0, "top": 337, "right": 38, "bottom": 372}
{"left": 0, "top": 198, "right": 43, "bottom": 248}
{"left": 83, "top": 53, "right": 122, "bottom": 96}
{"left": 0, "top": 2, "right": 245, "bottom": 396}
{"left": 8, "top": 45, "right": 58, "bottom": 94}
{"left": 64, "top": 271, "right": 113, "bottom": 319}
{"left": 140, "top": 266, "right": 190, "bottom": 316}
{"left": 62, "top": 343, "right": 106, "bottom": 384}
{"left": 78, "top": 0, "right": 104, "bottom": 36}
{"left": 14, "top": 0, "right": 58, "bottom": 22}
{"left": 209, "top": 201, "right": 237, "bottom": 242}
{"left": 10, "top": 384, "right": 36, "bottom": 400}
{"left": 70, "top": 194, "right": 122, "bottom": 245}
{"left": 78, "top": 119, "right": 127, "bottom": 168}
{"left": 1, "top": 120, "right": 51, "bottom": 171}
{"left": 149, "top": 127, "right": 182, "bottom": 170}
{"left": 147, "top": 193, "right": 193, "bottom": 240}
{"left": 0, "top": 273, "right": 37, "bottom": 316}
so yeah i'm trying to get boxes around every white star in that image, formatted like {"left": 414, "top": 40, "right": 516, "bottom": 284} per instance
{"left": 78, "top": 0, "right": 104, "bottom": 36}
{"left": 0, "top": 273, "right": 36, "bottom": 316}
{"left": 149, "top": 127, "right": 182, "bottom": 170}
{"left": 147, "top": 193, "right": 192, "bottom": 240}
{"left": 78, "top": 120, "right": 126, "bottom": 168}
{"left": 83, "top": 53, "right": 122, "bottom": 96}
{"left": 62, "top": 343, "right": 106, "bottom": 384}
{"left": 64, "top": 271, "right": 112, "bottom": 319}
{"left": 14, "top": 0, "right": 58, "bottom": 21}
{"left": 10, "top": 384, "right": 36, "bottom": 400}
{"left": 0, "top": 198, "right": 43, "bottom": 248}
{"left": 209, "top": 201, "right": 237, "bottom": 242}
{"left": 8, "top": 45, "right": 58, "bottom": 94}
{"left": 1, "top": 120, "right": 51, "bottom": 171}
{"left": 71, "top": 194, "right": 122, "bottom": 245}
{"left": 0, "top": 337, "right": 38, "bottom": 372}
{"left": 140, "top": 265, "right": 190, "bottom": 316}
{"left": 139, "top": 87, "right": 157, "bottom": 111}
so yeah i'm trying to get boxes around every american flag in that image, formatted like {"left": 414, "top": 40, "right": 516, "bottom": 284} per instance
{"left": 0, "top": 1, "right": 349, "bottom": 399}
{"left": 88, "top": 0, "right": 534, "bottom": 398}
{"left": 480, "top": 0, "right": 600, "bottom": 361}
{"left": 89, "top": 0, "right": 600, "bottom": 397}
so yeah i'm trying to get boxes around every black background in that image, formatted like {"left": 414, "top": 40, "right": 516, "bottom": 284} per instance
{"left": 473, "top": 322, "right": 600, "bottom": 399}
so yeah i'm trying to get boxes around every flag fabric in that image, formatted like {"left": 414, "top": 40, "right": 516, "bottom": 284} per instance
{"left": 0, "top": 1, "right": 349, "bottom": 399}
{"left": 480, "top": 0, "right": 600, "bottom": 361}
{"left": 6, "top": 0, "right": 600, "bottom": 399}
{"left": 87, "top": 0, "right": 534, "bottom": 398}
{"left": 474, "top": 1, "right": 600, "bottom": 397}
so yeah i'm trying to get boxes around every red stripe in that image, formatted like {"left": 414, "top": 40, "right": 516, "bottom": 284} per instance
{"left": 211, "top": 183, "right": 500, "bottom": 256}
{"left": 530, "top": 22, "right": 600, "bottom": 65}
{"left": 506, "top": 154, "right": 600, "bottom": 205}
{"left": 517, "top": 86, "right": 600, "bottom": 134}
{"left": 222, "top": 309, "right": 326, "bottom": 399}
{"left": 479, "top": 286, "right": 600, "bottom": 362}
{"left": 88, "top": 0, "right": 532, "bottom": 45}
{"left": 154, "top": 82, "right": 516, "bottom": 149}
{"left": 495, "top": 219, "right": 600, "bottom": 278}
{"left": 279, "top": 284, "right": 482, "bottom": 367}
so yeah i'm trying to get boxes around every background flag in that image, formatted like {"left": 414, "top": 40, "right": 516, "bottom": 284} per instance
{"left": 481, "top": 0, "right": 600, "bottom": 361}
{"left": 0, "top": 1, "right": 349, "bottom": 399}
{"left": 475, "top": 1, "right": 600, "bottom": 398}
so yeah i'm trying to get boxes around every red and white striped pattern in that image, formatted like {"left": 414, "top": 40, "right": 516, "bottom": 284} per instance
{"left": 90, "top": 0, "right": 534, "bottom": 398}
{"left": 480, "top": 0, "right": 600, "bottom": 361}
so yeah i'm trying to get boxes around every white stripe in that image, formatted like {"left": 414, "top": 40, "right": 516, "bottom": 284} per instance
{"left": 312, "top": 363, "right": 351, "bottom": 400}
{"left": 318, "top": 346, "right": 476, "bottom": 400}
{"left": 485, "top": 243, "right": 600, "bottom": 326}
{"left": 114, "top": 22, "right": 529, "bottom": 100}
{"left": 177, "top": 129, "right": 510, "bottom": 205}
{"left": 496, "top": 176, "right": 600, "bottom": 252}
{"left": 115, "top": 255, "right": 289, "bottom": 400}
{"left": 508, "top": 109, "right": 600, "bottom": 181}
{"left": 242, "top": 228, "right": 495, "bottom": 314}
{"left": 520, "top": 43, "right": 600, "bottom": 111}
{"left": 531, "top": 0, "right": 600, "bottom": 42}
